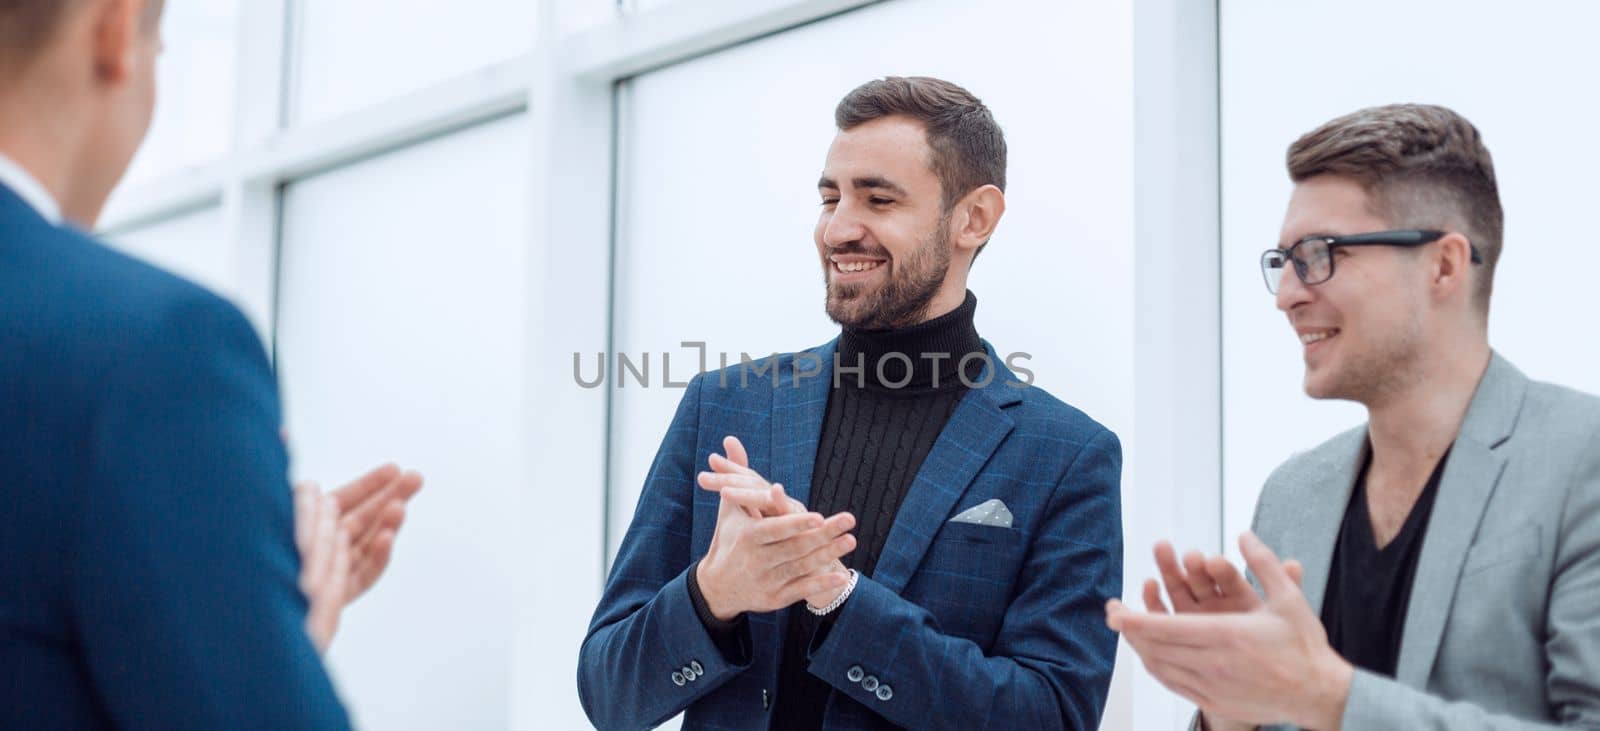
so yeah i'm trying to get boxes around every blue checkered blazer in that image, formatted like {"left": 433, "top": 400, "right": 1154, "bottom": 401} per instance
{"left": 578, "top": 340, "right": 1122, "bottom": 730}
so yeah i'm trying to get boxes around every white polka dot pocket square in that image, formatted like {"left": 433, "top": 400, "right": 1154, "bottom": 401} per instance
{"left": 948, "top": 498, "right": 1014, "bottom": 529}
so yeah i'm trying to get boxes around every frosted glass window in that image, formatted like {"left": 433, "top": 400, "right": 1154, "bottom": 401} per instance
{"left": 1220, "top": 0, "right": 1600, "bottom": 544}
{"left": 558, "top": 0, "right": 618, "bottom": 33}
{"left": 275, "top": 115, "right": 530, "bottom": 731}
{"left": 120, "top": 0, "right": 239, "bottom": 188}
{"left": 608, "top": 0, "right": 1137, "bottom": 563}
{"left": 290, "top": 0, "right": 538, "bottom": 124}
{"left": 106, "top": 207, "right": 233, "bottom": 301}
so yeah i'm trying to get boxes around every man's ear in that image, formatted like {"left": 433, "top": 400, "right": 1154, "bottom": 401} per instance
{"left": 1431, "top": 231, "right": 1475, "bottom": 303}
{"left": 90, "top": 0, "right": 143, "bottom": 84}
{"left": 952, "top": 184, "right": 1006, "bottom": 256}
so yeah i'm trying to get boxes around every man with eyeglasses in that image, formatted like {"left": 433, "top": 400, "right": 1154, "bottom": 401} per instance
{"left": 1108, "top": 104, "right": 1600, "bottom": 729}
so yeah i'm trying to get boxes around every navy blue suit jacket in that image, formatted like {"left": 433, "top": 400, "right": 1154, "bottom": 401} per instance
{"left": 579, "top": 342, "right": 1123, "bottom": 729}
{"left": 0, "top": 184, "right": 349, "bottom": 729}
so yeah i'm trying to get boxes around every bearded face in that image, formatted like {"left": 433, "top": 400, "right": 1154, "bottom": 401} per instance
{"left": 815, "top": 116, "right": 960, "bottom": 331}
{"left": 822, "top": 214, "right": 951, "bottom": 330}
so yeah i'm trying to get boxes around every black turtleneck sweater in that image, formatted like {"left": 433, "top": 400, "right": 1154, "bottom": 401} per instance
{"left": 773, "top": 292, "right": 984, "bottom": 729}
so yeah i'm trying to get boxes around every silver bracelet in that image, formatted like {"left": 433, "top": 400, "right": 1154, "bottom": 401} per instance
{"left": 806, "top": 569, "right": 859, "bottom": 616}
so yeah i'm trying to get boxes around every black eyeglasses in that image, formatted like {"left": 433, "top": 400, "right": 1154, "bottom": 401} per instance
{"left": 1260, "top": 229, "right": 1484, "bottom": 294}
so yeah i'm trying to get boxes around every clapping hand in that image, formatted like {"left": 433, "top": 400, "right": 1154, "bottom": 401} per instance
{"left": 1106, "top": 533, "right": 1349, "bottom": 730}
{"left": 295, "top": 463, "right": 423, "bottom": 652}
{"left": 693, "top": 436, "right": 856, "bottom": 618}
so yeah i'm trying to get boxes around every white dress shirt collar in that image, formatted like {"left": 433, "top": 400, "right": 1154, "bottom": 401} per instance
{"left": 0, "top": 152, "right": 62, "bottom": 225}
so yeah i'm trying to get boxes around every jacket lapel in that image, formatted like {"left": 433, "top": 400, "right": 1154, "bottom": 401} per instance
{"left": 1277, "top": 428, "right": 1367, "bottom": 615}
{"left": 870, "top": 344, "right": 1021, "bottom": 594}
{"left": 769, "top": 340, "right": 837, "bottom": 507}
{"left": 1395, "top": 354, "right": 1526, "bottom": 687}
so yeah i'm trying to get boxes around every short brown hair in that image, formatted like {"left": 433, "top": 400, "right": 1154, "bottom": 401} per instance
{"left": 0, "top": 0, "right": 161, "bottom": 76}
{"left": 1287, "top": 104, "right": 1504, "bottom": 311}
{"left": 836, "top": 76, "right": 1007, "bottom": 230}
{"left": 0, "top": 0, "right": 80, "bottom": 73}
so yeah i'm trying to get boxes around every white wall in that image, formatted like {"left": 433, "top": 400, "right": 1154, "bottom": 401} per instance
{"left": 275, "top": 115, "right": 532, "bottom": 730}
{"left": 1219, "top": 0, "right": 1600, "bottom": 551}
{"left": 118, "top": 0, "right": 239, "bottom": 189}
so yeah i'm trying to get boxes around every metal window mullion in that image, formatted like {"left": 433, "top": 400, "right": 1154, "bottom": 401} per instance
{"left": 226, "top": 0, "right": 293, "bottom": 354}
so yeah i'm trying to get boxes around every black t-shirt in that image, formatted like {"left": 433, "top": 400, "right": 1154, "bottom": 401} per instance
{"left": 1320, "top": 444, "right": 1451, "bottom": 677}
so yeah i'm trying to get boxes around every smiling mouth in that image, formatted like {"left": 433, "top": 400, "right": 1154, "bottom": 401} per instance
{"left": 831, "top": 259, "right": 886, "bottom": 274}
{"left": 1300, "top": 328, "right": 1339, "bottom": 345}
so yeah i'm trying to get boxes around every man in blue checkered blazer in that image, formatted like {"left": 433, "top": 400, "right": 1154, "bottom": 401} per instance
{"left": 578, "top": 77, "right": 1122, "bottom": 730}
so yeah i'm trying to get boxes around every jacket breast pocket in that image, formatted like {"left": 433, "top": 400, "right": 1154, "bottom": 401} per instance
{"left": 936, "top": 520, "right": 1024, "bottom": 548}
{"left": 1462, "top": 524, "right": 1543, "bottom": 577}
{"left": 909, "top": 523, "right": 1027, "bottom": 647}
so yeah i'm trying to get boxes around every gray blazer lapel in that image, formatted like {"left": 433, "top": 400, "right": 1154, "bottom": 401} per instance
{"left": 1272, "top": 428, "right": 1366, "bottom": 615}
{"left": 770, "top": 340, "right": 837, "bottom": 507}
{"left": 870, "top": 344, "right": 1021, "bottom": 594}
{"left": 1395, "top": 354, "right": 1526, "bottom": 686}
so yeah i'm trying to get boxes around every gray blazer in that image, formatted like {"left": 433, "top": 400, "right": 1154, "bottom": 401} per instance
{"left": 1210, "top": 354, "right": 1600, "bottom": 730}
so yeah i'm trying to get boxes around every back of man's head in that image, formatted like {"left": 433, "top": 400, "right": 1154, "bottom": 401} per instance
{"left": 0, "top": 0, "right": 165, "bottom": 227}
{"left": 1287, "top": 104, "right": 1504, "bottom": 314}
{"left": 0, "top": 0, "right": 87, "bottom": 79}
{"left": 1, "top": 0, "right": 164, "bottom": 74}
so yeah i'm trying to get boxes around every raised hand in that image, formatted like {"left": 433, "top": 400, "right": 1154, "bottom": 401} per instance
{"left": 698, "top": 435, "right": 804, "bottom": 517}
{"left": 292, "top": 463, "right": 424, "bottom": 652}
{"left": 1143, "top": 540, "right": 1304, "bottom": 616}
{"left": 1106, "top": 533, "right": 1351, "bottom": 730}
{"left": 1134, "top": 539, "right": 1305, "bottom": 731}
{"left": 328, "top": 463, "right": 423, "bottom": 603}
